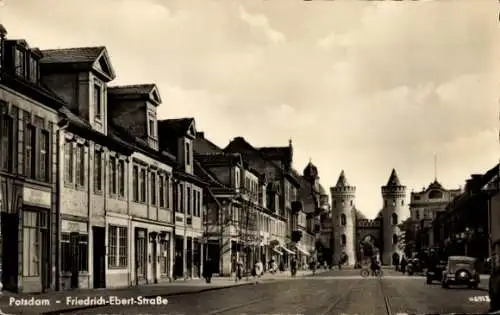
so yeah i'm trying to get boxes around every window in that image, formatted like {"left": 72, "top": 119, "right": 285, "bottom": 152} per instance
{"left": 39, "top": 130, "right": 50, "bottom": 182}
{"left": 108, "top": 225, "right": 128, "bottom": 268}
{"left": 392, "top": 234, "right": 398, "bottom": 245}
{"left": 392, "top": 213, "right": 398, "bottom": 225}
{"left": 340, "top": 214, "right": 346, "bottom": 226}
{"left": 341, "top": 234, "right": 346, "bottom": 246}
{"left": 140, "top": 169, "right": 146, "bottom": 202}
{"left": 75, "top": 144, "right": 85, "bottom": 187}
{"left": 151, "top": 173, "right": 157, "bottom": 205}
{"left": 429, "top": 190, "right": 443, "bottom": 199}
{"left": 166, "top": 177, "right": 170, "bottom": 209}
{"left": 392, "top": 199, "right": 396, "bottom": 207}
{"left": 132, "top": 166, "right": 139, "bottom": 202}
{"left": 61, "top": 232, "right": 88, "bottom": 272}
{"left": 350, "top": 200, "right": 353, "bottom": 206}
{"left": 159, "top": 175, "right": 165, "bottom": 208}
{"left": 197, "top": 191, "right": 202, "bottom": 216}
{"left": 185, "top": 142, "right": 191, "bottom": 165}
{"left": 94, "top": 84, "right": 102, "bottom": 119}
{"left": 401, "top": 200, "right": 404, "bottom": 206}
{"left": 193, "top": 190, "right": 197, "bottom": 217}
{"left": 15, "top": 48, "right": 26, "bottom": 77}
{"left": 118, "top": 160, "right": 125, "bottom": 197}
{"left": 64, "top": 140, "right": 73, "bottom": 183}
{"left": 179, "top": 184, "right": 184, "bottom": 213}
{"left": 24, "top": 124, "right": 36, "bottom": 178}
{"left": 148, "top": 119, "right": 155, "bottom": 137}
{"left": 29, "top": 56, "right": 38, "bottom": 83}
{"left": 109, "top": 156, "right": 116, "bottom": 194}
{"left": 0, "top": 114, "right": 13, "bottom": 171}
{"left": 384, "top": 200, "right": 387, "bottom": 207}
{"left": 187, "top": 187, "right": 191, "bottom": 215}
{"left": 94, "top": 150, "right": 103, "bottom": 192}
{"left": 416, "top": 210, "right": 420, "bottom": 220}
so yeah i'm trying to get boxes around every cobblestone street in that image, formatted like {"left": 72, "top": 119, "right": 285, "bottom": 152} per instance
{"left": 64, "top": 269, "right": 490, "bottom": 315}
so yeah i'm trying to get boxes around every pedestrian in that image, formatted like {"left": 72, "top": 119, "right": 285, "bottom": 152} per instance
{"left": 235, "top": 261, "right": 243, "bottom": 282}
{"left": 203, "top": 258, "right": 213, "bottom": 284}
{"left": 400, "top": 256, "right": 407, "bottom": 274}
{"left": 290, "top": 258, "right": 297, "bottom": 277}
{"left": 254, "top": 260, "right": 263, "bottom": 284}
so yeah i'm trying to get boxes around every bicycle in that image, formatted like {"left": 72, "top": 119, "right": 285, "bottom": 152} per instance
{"left": 360, "top": 268, "right": 383, "bottom": 278}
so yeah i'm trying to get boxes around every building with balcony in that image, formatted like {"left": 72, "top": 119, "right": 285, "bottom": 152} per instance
{"left": 224, "top": 137, "right": 300, "bottom": 268}
{"left": 194, "top": 132, "right": 279, "bottom": 276}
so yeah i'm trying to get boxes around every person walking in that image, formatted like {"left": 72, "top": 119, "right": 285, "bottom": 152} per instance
{"left": 203, "top": 258, "right": 213, "bottom": 283}
{"left": 235, "top": 260, "right": 243, "bottom": 282}
{"left": 290, "top": 257, "right": 297, "bottom": 277}
{"left": 254, "top": 260, "right": 263, "bottom": 284}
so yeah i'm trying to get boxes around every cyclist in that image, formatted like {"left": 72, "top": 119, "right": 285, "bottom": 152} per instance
{"left": 370, "top": 255, "right": 381, "bottom": 276}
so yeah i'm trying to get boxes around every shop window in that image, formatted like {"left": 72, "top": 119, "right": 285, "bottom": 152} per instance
{"left": 108, "top": 225, "right": 128, "bottom": 268}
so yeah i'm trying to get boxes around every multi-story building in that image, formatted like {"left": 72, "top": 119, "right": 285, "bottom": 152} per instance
{"left": 40, "top": 44, "right": 182, "bottom": 289}
{"left": 193, "top": 132, "right": 266, "bottom": 276}
{"left": 0, "top": 27, "right": 63, "bottom": 293}
{"left": 408, "top": 179, "right": 461, "bottom": 250}
{"left": 158, "top": 119, "right": 205, "bottom": 279}
{"left": 224, "top": 137, "right": 300, "bottom": 268}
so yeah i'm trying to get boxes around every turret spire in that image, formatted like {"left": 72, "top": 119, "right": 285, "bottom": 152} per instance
{"left": 386, "top": 169, "right": 401, "bottom": 186}
{"left": 336, "top": 170, "right": 350, "bottom": 187}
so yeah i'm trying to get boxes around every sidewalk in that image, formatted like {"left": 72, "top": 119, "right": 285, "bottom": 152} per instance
{"left": 0, "top": 278, "right": 254, "bottom": 315}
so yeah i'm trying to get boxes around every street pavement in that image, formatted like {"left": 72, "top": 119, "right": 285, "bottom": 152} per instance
{"left": 62, "top": 268, "right": 491, "bottom": 315}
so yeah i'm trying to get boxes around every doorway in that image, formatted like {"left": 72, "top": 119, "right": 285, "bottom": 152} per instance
{"left": 151, "top": 235, "right": 158, "bottom": 283}
{"left": 92, "top": 226, "right": 105, "bottom": 289}
{"left": 135, "top": 228, "right": 147, "bottom": 285}
{"left": 1, "top": 212, "right": 18, "bottom": 292}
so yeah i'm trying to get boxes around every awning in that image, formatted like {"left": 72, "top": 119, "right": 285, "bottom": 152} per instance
{"left": 280, "top": 246, "right": 295, "bottom": 255}
{"left": 272, "top": 247, "right": 283, "bottom": 255}
{"left": 296, "top": 246, "right": 310, "bottom": 256}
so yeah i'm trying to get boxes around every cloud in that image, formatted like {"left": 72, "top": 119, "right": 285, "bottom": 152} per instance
{"left": 238, "top": 5, "right": 286, "bottom": 44}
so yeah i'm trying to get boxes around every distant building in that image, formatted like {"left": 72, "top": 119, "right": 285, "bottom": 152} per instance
{"left": 409, "top": 179, "right": 461, "bottom": 250}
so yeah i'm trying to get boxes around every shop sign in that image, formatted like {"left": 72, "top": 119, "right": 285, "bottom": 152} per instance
{"left": 61, "top": 220, "right": 88, "bottom": 233}
{"left": 23, "top": 187, "right": 51, "bottom": 208}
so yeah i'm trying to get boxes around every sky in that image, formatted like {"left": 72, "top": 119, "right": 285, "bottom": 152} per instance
{"left": 1, "top": 0, "right": 498, "bottom": 219}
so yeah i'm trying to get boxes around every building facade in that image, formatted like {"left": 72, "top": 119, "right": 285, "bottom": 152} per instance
{"left": 0, "top": 32, "right": 63, "bottom": 293}
{"left": 408, "top": 180, "right": 461, "bottom": 251}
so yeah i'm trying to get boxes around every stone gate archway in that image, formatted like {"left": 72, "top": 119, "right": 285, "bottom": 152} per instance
{"left": 357, "top": 234, "right": 381, "bottom": 264}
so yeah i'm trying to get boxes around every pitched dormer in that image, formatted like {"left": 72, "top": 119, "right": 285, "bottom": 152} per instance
{"left": 107, "top": 84, "right": 161, "bottom": 150}
{"left": 40, "top": 46, "right": 116, "bottom": 135}
{"left": 158, "top": 118, "right": 196, "bottom": 174}
{"left": 3, "top": 39, "right": 42, "bottom": 84}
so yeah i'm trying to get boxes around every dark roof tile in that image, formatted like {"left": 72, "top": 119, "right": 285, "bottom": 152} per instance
{"left": 40, "top": 46, "right": 105, "bottom": 64}
{"left": 108, "top": 84, "right": 156, "bottom": 96}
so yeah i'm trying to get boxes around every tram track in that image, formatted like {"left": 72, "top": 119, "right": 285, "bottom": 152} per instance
{"left": 317, "top": 279, "right": 363, "bottom": 315}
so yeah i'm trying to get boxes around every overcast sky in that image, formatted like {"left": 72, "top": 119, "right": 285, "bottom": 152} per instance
{"left": 1, "top": 0, "right": 498, "bottom": 218}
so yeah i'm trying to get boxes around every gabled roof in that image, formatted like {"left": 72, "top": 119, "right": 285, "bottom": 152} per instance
{"left": 40, "top": 46, "right": 116, "bottom": 81}
{"left": 193, "top": 159, "right": 225, "bottom": 188}
{"left": 385, "top": 168, "right": 402, "bottom": 187}
{"left": 158, "top": 118, "right": 195, "bottom": 138}
{"left": 108, "top": 84, "right": 162, "bottom": 106}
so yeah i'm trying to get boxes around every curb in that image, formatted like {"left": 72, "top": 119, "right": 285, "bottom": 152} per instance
{"left": 40, "top": 282, "right": 254, "bottom": 315}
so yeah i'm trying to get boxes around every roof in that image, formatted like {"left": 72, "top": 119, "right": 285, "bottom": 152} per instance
{"left": 336, "top": 170, "right": 351, "bottom": 188}
{"left": 428, "top": 180, "right": 444, "bottom": 190}
{"left": 303, "top": 161, "right": 318, "bottom": 181}
{"left": 386, "top": 169, "right": 402, "bottom": 187}
{"left": 258, "top": 146, "right": 291, "bottom": 161}
{"left": 354, "top": 207, "right": 367, "bottom": 220}
{"left": 40, "top": 46, "right": 105, "bottom": 64}
{"left": 108, "top": 84, "right": 156, "bottom": 95}
{"left": 193, "top": 159, "right": 225, "bottom": 188}
{"left": 195, "top": 153, "right": 243, "bottom": 167}
{"left": 225, "top": 137, "right": 301, "bottom": 187}
{"left": 158, "top": 118, "right": 194, "bottom": 137}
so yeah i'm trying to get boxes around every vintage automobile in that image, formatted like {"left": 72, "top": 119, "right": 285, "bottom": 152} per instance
{"left": 441, "top": 256, "right": 480, "bottom": 289}
{"left": 426, "top": 259, "right": 447, "bottom": 284}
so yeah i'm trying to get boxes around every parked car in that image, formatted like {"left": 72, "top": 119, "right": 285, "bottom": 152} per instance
{"left": 441, "top": 256, "right": 480, "bottom": 289}
{"left": 426, "top": 259, "right": 446, "bottom": 284}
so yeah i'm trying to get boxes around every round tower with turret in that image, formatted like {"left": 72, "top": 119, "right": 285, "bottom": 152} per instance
{"left": 331, "top": 170, "right": 356, "bottom": 266}
{"left": 381, "top": 169, "right": 406, "bottom": 265}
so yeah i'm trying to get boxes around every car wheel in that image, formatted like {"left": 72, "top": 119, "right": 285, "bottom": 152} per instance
{"left": 442, "top": 281, "right": 449, "bottom": 288}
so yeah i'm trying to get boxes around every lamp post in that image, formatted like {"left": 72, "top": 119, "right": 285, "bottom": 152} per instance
{"left": 0, "top": 24, "right": 7, "bottom": 76}
{"left": 464, "top": 227, "right": 471, "bottom": 256}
